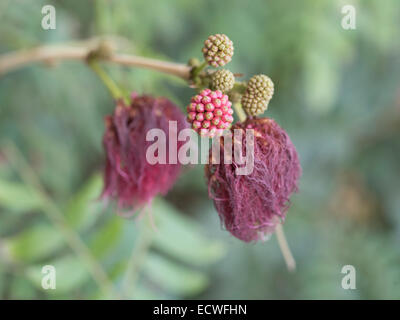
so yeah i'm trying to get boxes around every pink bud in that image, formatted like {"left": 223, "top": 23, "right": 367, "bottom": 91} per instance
{"left": 223, "top": 115, "right": 233, "bottom": 123}
{"left": 217, "top": 122, "right": 225, "bottom": 129}
{"left": 205, "top": 103, "right": 215, "bottom": 112}
{"left": 221, "top": 105, "right": 229, "bottom": 113}
{"left": 205, "top": 112, "right": 214, "bottom": 120}
{"left": 196, "top": 103, "right": 205, "bottom": 112}
{"left": 212, "top": 117, "right": 221, "bottom": 125}
{"left": 214, "top": 99, "right": 222, "bottom": 107}
{"left": 193, "top": 120, "right": 202, "bottom": 129}
{"left": 202, "top": 96, "right": 212, "bottom": 104}
{"left": 187, "top": 103, "right": 197, "bottom": 112}
{"left": 214, "top": 109, "right": 223, "bottom": 117}
{"left": 202, "top": 120, "right": 211, "bottom": 128}
{"left": 196, "top": 113, "right": 204, "bottom": 121}
{"left": 201, "top": 88, "right": 211, "bottom": 96}
{"left": 187, "top": 112, "right": 197, "bottom": 121}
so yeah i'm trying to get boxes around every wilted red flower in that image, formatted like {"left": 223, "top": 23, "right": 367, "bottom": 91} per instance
{"left": 205, "top": 117, "right": 301, "bottom": 242}
{"left": 102, "top": 94, "right": 188, "bottom": 211}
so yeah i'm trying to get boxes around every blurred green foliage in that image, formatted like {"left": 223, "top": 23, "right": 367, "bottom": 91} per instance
{"left": 1, "top": 0, "right": 400, "bottom": 299}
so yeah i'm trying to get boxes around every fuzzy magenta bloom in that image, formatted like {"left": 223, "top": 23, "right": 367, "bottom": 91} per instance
{"left": 102, "top": 94, "right": 188, "bottom": 211}
{"left": 187, "top": 89, "right": 234, "bottom": 138}
{"left": 205, "top": 118, "right": 301, "bottom": 242}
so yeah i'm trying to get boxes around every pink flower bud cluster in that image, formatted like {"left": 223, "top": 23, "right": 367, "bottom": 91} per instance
{"left": 186, "top": 89, "right": 234, "bottom": 138}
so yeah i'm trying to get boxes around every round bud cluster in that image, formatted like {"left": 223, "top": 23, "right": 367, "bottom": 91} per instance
{"left": 241, "top": 74, "right": 274, "bottom": 116}
{"left": 187, "top": 89, "right": 234, "bottom": 138}
{"left": 202, "top": 34, "right": 234, "bottom": 68}
{"left": 211, "top": 69, "right": 235, "bottom": 92}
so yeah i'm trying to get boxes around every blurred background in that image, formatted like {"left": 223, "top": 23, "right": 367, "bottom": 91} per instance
{"left": 1, "top": 0, "right": 400, "bottom": 299}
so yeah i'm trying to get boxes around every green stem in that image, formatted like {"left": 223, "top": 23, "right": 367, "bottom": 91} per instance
{"left": 88, "top": 60, "right": 128, "bottom": 104}
{"left": 233, "top": 102, "right": 247, "bottom": 122}
{"left": 191, "top": 60, "right": 208, "bottom": 79}
{"left": 232, "top": 82, "right": 247, "bottom": 94}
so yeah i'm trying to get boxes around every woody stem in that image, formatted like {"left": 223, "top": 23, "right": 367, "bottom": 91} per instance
{"left": 0, "top": 44, "right": 191, "bottom": 80}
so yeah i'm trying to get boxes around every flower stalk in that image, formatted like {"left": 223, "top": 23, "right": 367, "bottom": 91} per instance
{"left": 88, "top": 60, "right": 127, "bottom": 102}
{"left": 275, "top": 224, "right": 296, "bottom": 272}
{"left": 191, "top": 61, "right": 208, "bottom": 79}
{"left": 233, "top": 102, "right": 247, "bottom": 122}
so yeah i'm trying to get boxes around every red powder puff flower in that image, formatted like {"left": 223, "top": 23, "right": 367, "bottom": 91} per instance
{"left": 102, "top": 94, "right": 188, "bottom": 212}
{"left": 205, "top": 118, "right": 301, "bottom": 242}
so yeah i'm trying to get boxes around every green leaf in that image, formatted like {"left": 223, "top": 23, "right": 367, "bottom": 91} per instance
{"left": 143, "top": 253, "right": 208, "bottom": 296}
{"left": 0, "top": 264, "right": 4, "bottom": 294}
{"left": 133, "top": 281, "right": 167, "bottom": 299}
{"left": 6, "top": 223, "right": 65, "bottom": 262}
{"left": 89, "top": 217, "right": 124, "bottom": 259}
{"left": 0, "top": 179, "right": 43, "bottom": 213}
{"left": 152, "top": 198, "right": 226, "bottom": 266}
{"left": 10, "top": 276, "right": 37, "bottom": 299}
{"left": 64, "top": 174, "right": 104, "bottom": 230}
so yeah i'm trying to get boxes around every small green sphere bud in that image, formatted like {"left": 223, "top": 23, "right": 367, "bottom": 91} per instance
{"left": 246, "top": 74, "right": 274, "bottom": 100}
{"left": 241, "top": 94, "right": 270, "bottom": 116}
{"left": 202, "top": 34, "right": 234, "bottom": 68}
{"left": 241, "top": 74, "right": 274, "bottom": 116}
{"left": 211, "top": 69, "right": 235, "bottom": 92}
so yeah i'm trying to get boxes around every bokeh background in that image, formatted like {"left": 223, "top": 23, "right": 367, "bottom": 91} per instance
{"left": 1, "top": 0, "right": 400, "bottom": 299}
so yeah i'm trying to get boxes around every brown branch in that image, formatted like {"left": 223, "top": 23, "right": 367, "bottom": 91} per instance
{"left": 0, "top": 44, "right": 191, "bottom": 80}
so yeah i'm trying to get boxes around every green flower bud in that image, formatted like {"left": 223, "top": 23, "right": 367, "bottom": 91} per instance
{"left": 202, "top": 34, "right": 234, "bottom": 68}
{"left": 211, "top": 69, "right": 235, "bottom": 92}
{"left": 241, "top": 74, "right": 274, "bottom": 116}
